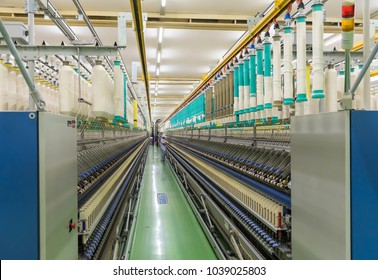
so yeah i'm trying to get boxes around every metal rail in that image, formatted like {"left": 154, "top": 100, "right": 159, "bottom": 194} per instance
{"left": 129, "top": 0, "right": 152, "bottom": 123}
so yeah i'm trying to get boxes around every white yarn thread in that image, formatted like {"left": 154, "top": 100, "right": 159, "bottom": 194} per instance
{"left": 325, "top": 67, "right": 338, "bottom": 112}
{"left": 283, "top": 29, "right": 293, "bottom": 101}
{"left": 273, "top": 37, "right": 282, "bottom": 104}
{"left": 257, "top": 74, "right": 264, "bottom": 108}
{"left": 297, "top": 16, "right": 307, "bottom": 98}
{"left": 312, "top": 8, "right": 324, "bottom": 95}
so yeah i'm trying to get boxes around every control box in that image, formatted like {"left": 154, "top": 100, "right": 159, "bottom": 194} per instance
{"left": 0, "top": 112, "right": 78, "bottom": 259}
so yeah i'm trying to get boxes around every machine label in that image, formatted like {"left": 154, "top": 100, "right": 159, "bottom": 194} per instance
{"left": 67, "top": 120, "right": 76, "bottom": 128}
{"left": 157, "top": 193, "right": 168, "bottom": 204}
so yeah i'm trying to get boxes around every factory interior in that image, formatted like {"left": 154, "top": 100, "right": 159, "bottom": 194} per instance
{"left": 0, "top": 0, "right": 378, "bottom": 261}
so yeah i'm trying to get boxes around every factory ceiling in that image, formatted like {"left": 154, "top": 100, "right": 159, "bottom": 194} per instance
{"left": 1, "top": 0, "right": 377, "bottom": 122}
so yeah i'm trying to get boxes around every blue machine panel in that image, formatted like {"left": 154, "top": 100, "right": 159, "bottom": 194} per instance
{"left": 0, "top": 112, "right": 39, "bottom": 259}
{"left": 351, "top": 111, "right": 378, "bottom": 260}
{"left": 157, "top": 193, "right": 168, "bottom": 204}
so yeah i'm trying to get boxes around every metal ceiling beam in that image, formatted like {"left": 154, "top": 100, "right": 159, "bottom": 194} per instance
{"left": 4, "top": 8, "right": 366, "bottom": 31}
{"left": 0, "top": 15, "right": 366, "bottom": 33}
{"left": 130, "top": 0, "right": 152, "bottom": 123}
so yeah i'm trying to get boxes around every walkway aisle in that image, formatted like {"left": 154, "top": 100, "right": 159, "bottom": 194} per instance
{"left": 129, "top": 145, "right": 217, "bottom": 260}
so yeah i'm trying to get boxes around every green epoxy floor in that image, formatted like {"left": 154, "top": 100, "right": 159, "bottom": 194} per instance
{"left": 129, "top": 145, "right": 217, "bottom": 260}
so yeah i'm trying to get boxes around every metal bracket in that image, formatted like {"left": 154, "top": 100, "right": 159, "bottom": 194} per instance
{"left": 25, "top": 0, "right": 38, "bottom": 13}
{"left": 132, "top": 61, "right": 140, "bottom": 83}
{"left": 123, "top": 197, "right": 133, "bottom": 235}
{"left": 182, "top": 173, "right": 188, "bottom": 190}
{"left": 370, "top": 20, "right": 378, "bottom": 51}
{"left": 229, "top": 230, "right": 244, "bottom": 260}
{"left": 118, "top": 13, "right": 127, "bottom": 47}
{"left": 247, "top": 15, "right": 262, "bottom": 32}
{"left": 200, "top": 195, "right": 214, "bottom": 231}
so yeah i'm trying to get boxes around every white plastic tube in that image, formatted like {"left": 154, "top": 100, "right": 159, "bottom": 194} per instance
{"left": 256, "top": 75, "right": 264, "bottom": 110}
{"left": 371, "top": 94, "right": 377, "bottom": 110}
{"left": 0, "top": 59, "right": 9, "bottom": 111}
{"left": 16, "top": 69, "right": 24, "bottom": 110}
{"left": 8, "top": 66, "right": 17, "bottom": 111}
{"left": 238, "top": 63, "right": 245, "bottom": 115}
{"left": 296, "top": 14, "right": 307, "bottom": 103}
{"left": 311, "top": 3, "right": 325, "bottom": 99}
{"left": 325, "top": 65, "right": 338, "bottom": 112}
{"left": 283, "top": 27, "right": 294, "bottom": 105}
{"left": 59, "top": 61, "right": 75, "bottom": 116}
{"left": 114, "top": 61, "right": 124, "bottom": 118}
{"left": 272, "top": 34, "right": 282, "bottom": 105}
{"left": 92, "top": 60, "right": 110, "bottom": 119}
{"left": 264, "top": 38, "right": 273, "bottom": 119}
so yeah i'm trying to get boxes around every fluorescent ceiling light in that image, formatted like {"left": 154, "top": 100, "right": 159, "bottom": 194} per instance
{"left": 156, "top": 66, "right": 160, "bottom": 76}
{"left": 161, "top": 0, "right": 167, "bottom": 8}
{"left": 155, "top": 91, "right": 158, "bottom": 97}
{"left": 158, "top": 27, "right": 164, "bottom": 44}
{"left": 157, "top": 51, "right": 161, "bottom": 63}
{"left": 262, "top": 3, "right": 274, "bottom": 16}
{"left": 325, "top": 34, "right": 342, "bottom": 46}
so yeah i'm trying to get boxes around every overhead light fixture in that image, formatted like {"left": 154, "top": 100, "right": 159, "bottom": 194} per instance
{"left": 158, "top": 27, "right": 164, "bottom": 44}
{"left": 156, "top": 66, "right": 160, "bottom": 76}
{"left": 262, "top": 2, "right": 274, "bottom": 16}
{"left": 325, "top": 34, "right": 342, "bottom": 47}
{"left": 157, "top": 50, "right": 161, "bottom": 63}
{"left": 155, "top": 91, "right": 158, "bottom": 97}
{"left": 161, "top": 0, "right": 167, "bottom": 8}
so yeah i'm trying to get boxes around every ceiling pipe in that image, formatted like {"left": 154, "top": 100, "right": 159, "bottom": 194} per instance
{"left": 129, "top": 0, "right": 152, "bottom": 124}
